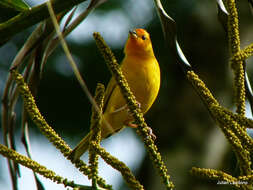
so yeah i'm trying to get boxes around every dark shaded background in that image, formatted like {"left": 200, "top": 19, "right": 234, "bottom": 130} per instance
{"left": 1, "top": 0, "right": 253, "bottom": 189}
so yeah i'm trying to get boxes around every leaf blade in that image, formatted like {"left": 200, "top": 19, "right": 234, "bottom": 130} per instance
{"left": 0, "top": 0, "right": 30, "bottom": 11}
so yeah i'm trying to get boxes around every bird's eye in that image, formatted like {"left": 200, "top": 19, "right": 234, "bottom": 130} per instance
{"left": 141, "top": 35, "right": 146, "bottom": 40}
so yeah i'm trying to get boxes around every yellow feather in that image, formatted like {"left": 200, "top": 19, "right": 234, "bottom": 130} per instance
{"left": 69, "top": 29, "right": 160, "bottom": 161}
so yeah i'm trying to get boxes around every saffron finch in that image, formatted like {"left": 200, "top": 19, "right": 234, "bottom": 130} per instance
{"left": 69, "top": 28, "right": 160, "bottom": 161}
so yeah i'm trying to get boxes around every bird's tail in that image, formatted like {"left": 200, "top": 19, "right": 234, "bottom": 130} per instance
{"left": 69, "top": 132, "right": 91, "bottom": 162}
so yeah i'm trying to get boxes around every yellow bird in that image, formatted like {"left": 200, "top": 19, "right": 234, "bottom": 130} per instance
{"left": 69, "top": 28, "right": 160, "bottom": 161}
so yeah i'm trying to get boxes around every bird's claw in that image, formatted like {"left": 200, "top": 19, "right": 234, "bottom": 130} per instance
{"left": 146, "top": 127, "right": 156, "bottom": 141}
{"left": 125, "top": 121, "right": 156, "bottom": 140}
{"left": 136, "top": 101, "right": 141, "bottom": 109}
{"left": 127, "top": 101, "right": 141, "bottom": 115}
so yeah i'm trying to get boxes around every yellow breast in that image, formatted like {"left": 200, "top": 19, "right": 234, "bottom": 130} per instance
{"left": 101, "top": 54, "right": 160, "bottom": 138}
{"left": 121, "top": 55, "right": 160, "bottom": 113}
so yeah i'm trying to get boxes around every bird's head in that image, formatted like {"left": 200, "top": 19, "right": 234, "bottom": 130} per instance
{"left": 124, "top": 28, "right": 154, "bottom": 57}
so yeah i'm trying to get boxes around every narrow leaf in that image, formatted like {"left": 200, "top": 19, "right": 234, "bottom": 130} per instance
{"left": 245, "top": 72, "right": 253, "bottom": 113}
{"left": 153, "top": 0, "right": 191, "bottom": 73}
{"left": 0, "top": 0, "right": 30, "bottom": 11}
{"left": 63, "top": 7, "right": 78, "bottom": 32}
{"left": 249, "top": 0, "right": 253, "bottom": 15}
{"left": 87, "top": 0, "right": 107, "bottom": 10}
{"left": 216, "top": 0, "right": 228, "bottom": 32}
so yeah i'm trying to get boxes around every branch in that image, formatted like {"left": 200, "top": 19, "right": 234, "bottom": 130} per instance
{"left": 0, "top": 143, "right": 105, "bottom": 189}
{"left": 10, "top": 69, "right": 112, "bottom": 189}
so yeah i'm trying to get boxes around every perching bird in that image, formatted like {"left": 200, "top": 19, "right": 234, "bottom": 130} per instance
{"left": 69, "top": 28, "right": 160, "bottom": 161}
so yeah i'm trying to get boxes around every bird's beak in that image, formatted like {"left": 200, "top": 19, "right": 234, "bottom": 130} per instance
{"left": 129, "top": 30, "right": 138, "bottom": 38}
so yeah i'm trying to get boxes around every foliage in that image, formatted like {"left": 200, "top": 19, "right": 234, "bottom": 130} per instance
{"left": 1, "top": 0, "right": 253, "bottom": 190}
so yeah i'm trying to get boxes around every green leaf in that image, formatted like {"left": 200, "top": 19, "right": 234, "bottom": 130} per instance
{"left": 0, "top": 7, "right": 19, "bottom": 23}
{"left": 153, "top": 0, "right": 192, "bottom": 73}
{"left": 216, "top": 0, "right": 228, "bottom": 32}
{"left": 0, "top": 0, "right": 30, "bottom": 22}
{"left": 249, "top": 0, "right": 253, "bottom": 15}
{"left": 0, "top": 0, "right": 30, "bottom": 12}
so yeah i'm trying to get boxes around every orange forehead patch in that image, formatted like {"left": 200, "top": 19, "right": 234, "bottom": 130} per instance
{"left": 135, "top": 28, "right": 148, "bottom": 36}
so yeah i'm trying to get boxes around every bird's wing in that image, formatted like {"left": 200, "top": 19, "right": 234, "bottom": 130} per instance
{"left": 103, "top": 77, "right": 117, "bottom": 112}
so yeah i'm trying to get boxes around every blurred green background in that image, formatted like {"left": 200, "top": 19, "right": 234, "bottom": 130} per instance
{"left": 1, "top": 0, "right": 253, "bottom": 189}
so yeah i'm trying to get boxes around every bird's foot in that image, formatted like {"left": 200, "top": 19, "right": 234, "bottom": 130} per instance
{"left": 125, "top": 121, "right": 156, "bottom": 141}
{"left": 127, "top": 101, "right": 141, "bottom": 115}
{"left": 146, "top": 126, "right": 156, "bottom": 141}
{"left": 124, "top": 120, "right": 138, "bottom": 128}
{"left": 135, "top": 101, "right": 141, "bottom": 109}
